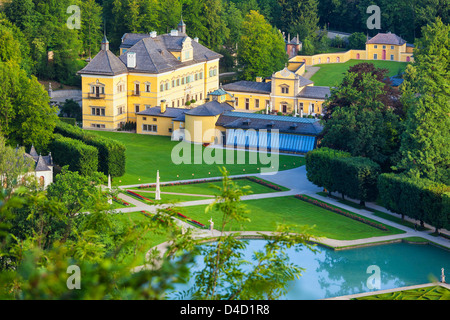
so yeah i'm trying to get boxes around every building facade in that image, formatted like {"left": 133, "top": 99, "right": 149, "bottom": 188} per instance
{"left": 222, "top": 65, "right": 330, "bottom": 116}
{"left": 294, "top": 32, "right": 414, "bottom": 66}
{"left": 78, "top": 20, "right": 222, "bottom": 130}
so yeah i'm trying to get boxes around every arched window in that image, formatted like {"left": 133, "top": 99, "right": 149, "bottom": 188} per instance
{"left": 39, "top": 176, "right": 45, "bottom": 187}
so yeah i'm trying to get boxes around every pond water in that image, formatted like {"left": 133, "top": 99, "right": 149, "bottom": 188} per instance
{"left": 168, "top": 240, "right": 450, "bottom": 300}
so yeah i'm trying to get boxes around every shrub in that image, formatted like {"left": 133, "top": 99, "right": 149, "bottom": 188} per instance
{"left": 378, "top": 173, "right": 450, "bottom": 232}
{"left": 54, "top": 121, "right": 126, "bottom": 177}
{"left": 332, "top": 156, "right": 381, "bottom": 205}
{"left": 49, "top": 134, "right": 98, "bottom": 176}
{"left": 305, "top": 147, "right": 351, "bottom": 193}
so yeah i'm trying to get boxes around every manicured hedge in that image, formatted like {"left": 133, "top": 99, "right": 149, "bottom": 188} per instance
{"left": 332, "top": 156, "right": 381, "bottom": 205}
{"left": 306, "top": 148, "right": 380, "bottom": 205}
{"left": 49, "top": 134, "right": 98, "bottom": 176}
{"left": 378, "top": 173, "right": 450, "bottom": 232}
{"left": 58, "top": 117, "right": 76, "bottom": 126}
{"left": 305, "top": 147, "right": 351, "bottom": 193}
{"left": 55, "top": 121, "right": 126, "bottom": 177}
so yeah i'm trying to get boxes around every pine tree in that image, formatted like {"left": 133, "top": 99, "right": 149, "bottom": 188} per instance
{"left": 396, "top": 18, "right": 450, "bottom": 185}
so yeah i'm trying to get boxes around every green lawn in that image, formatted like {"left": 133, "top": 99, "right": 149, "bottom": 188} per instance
{"left": 91, "top": 131, "right": 304, "bottom": 186}
{"left": 178, "top": 196, "right": 404, "bottom": 240}
{"left": 310, "top": 59, "right": 409, "bottom": 87}
{"left": 126, "top": 190, "right": 213, "bottom": 204}
{"left": 131, "top": 177, "right": 289, "bottom": 195}
{"left": 113, "top": 211, "right": 171, "bottom": 266}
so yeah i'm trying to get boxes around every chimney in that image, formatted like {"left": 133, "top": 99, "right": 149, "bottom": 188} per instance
{"left": 150, "top": 31, "right": 157, "bottom": 38}
{"left": 170, "top": 29, "right": 179, "bottom": 36}
{"left": 194, "top": 37, "right": 199, "bottom": 43}
{"left": 127, "top": 52, "right": 136, "bottom": 68}
{"left": 160, "top": 100, "right": 167, "bottom": 113}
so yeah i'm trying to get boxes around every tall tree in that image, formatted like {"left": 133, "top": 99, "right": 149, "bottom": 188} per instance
{"left": 79, "top": 0, "right": 103, "bottom": 59}
{"left": 395, "top": 18, "right": 450, "bottom": 184}
{"left": 238, "top": 10, "right": 288, "bottom": 80}
{"left": 320, "top": 67, "right": 403, "bottom": 170}
{"left": 276, "top": 0, "right": 319, "bottom": 41}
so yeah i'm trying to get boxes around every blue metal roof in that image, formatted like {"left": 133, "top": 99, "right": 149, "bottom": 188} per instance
{"left": 222, "top": 111, "right": 319, "bottom": 124}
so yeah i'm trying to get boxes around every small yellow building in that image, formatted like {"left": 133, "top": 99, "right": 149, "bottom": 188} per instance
{"left": 295, "top": 32, "right": 414, "bottom": 66}
{"left": 78, "top": 20, "right": 222, "bottom": 130}
{"left": 222, "top": 65, "right": 330, "bottom": 116}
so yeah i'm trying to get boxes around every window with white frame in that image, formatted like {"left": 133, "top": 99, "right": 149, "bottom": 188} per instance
{"left": 91, "top": 107, "right": 105, "bottom": 116}
{"left": 143, "top": 124, "right": 157, "bottom": 132}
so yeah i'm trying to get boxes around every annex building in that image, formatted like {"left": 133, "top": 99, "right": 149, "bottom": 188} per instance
{"left": 293, "top": 32, "right": 414, "bottom": 66}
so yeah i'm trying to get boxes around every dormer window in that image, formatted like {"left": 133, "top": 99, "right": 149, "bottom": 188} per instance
{"left": 180, "top": 37, "right": 193, "bottom": 62}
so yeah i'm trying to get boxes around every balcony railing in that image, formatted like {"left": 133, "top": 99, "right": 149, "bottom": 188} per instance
{"left": 88, "top": 93, "right": 105, "bottom": 99}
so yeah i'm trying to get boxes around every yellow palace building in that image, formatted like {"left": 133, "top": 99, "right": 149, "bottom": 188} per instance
{"left": 78, "top": 20, "right": 222, "bottom": 130}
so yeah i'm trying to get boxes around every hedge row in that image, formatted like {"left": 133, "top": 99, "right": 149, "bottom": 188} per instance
{"left": 54, "top": 121, "right": 126, "bottom": 177}
{"left": 378, "top": 173, "right": 450, "bottom": 232}
{"left": 306, "top": 148, "right": 380, "bottom": 204}
{"left": 295, "top": 194, "right": 388, "bottom": 231}
{"left": 49, "top": 134, "right": 98, "bottom": 176}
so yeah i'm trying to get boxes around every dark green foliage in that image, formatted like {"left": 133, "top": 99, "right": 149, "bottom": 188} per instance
{"left": 59, "top": 99, "right": 81, "bottom": 122}
{"left": 305, "top": 147, "right": 351, "bottom": 193}
{"left": 378, "top": 173, "right": 450, "bottom": 231}
{"left": 396, "top": 18, "right": 450, "bottom": 185}
{"left": 348, "top": 32, "right": 366, "bottom": 50}
{"left": 331, "top": 156, "right": 381, "bottom": 204}
{"left": 49, "top": 134, "right": 98, "bottom": 176}
{"left": 58, "top": 117, "right": 76, "bottom": 126}
{"left": 54, "top": 121, "right": 126, "bottom": 177}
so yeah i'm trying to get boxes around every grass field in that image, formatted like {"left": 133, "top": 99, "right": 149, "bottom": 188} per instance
{"left": 131, "top": 177, "right": 289, "bottom": 195}
{"left": 178, "top": 196, "right": 404, "bottom": 240}
{"left": 91, "top": 131, "right": 305, "bottom": 186}
{"left": 310, "top": 59, "right": 409, "bottom": 87}
{"left": 126, "top": 190, "right": 213, "bottom": 204}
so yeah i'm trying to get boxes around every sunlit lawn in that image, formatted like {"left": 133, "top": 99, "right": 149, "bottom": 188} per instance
{"left": 179, "top": 196, "right": 404, "bottom": 240}
{"left": 311, "top": 59, "right": 409, "bottom": 87}
{"left": 129, "top": 177, "right": 289, "bottom": 195}
{"left": 91, "top": 131, "right": 304, "bottom": 186}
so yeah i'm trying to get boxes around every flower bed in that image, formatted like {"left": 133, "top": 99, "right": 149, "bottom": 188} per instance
{"left": 246, "top": 176, "right": 283, "bottom": 191}
{"left": 113, "top": 196, "right": 130, "bottom": 207}
{"left": 138, "top": 176, "right": 284, "bottom": 192}
{"left": 126, "top": 190, "right": 153, "bottom": 202}
{"left": 167, "top": 208, "right": 207, "bottom": 229}
{"left": 295, "top": 194, "right": 389, "bottom": 231}
{"left": 138, "top": 178, "right": 224, "bottom": 189}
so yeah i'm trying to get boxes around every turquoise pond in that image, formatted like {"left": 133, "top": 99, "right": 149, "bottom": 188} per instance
{"left": 168, "top": 241, "right": 450, "bottom": 300}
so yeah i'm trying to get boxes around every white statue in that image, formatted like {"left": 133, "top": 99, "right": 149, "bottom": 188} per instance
{"left": 208, "top": 218, "right": 214, "bottom": 232}
{"left": 108, "top": 174, "right": 112, "bottom": 205}
{"left": 441, "top": 268, "right": 446, "bottom": 283}
{"left": 155, "top": 170, "right": 161, "bottom": 200}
